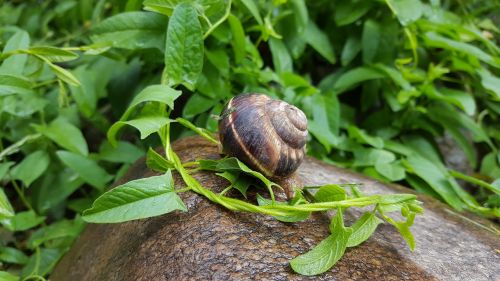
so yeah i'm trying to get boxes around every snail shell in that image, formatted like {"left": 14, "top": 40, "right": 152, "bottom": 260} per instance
{"left": 218, "top": 94, "right": 308, "bottom": 180}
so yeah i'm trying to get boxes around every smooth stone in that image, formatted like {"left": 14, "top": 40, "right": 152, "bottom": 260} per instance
{"left": 51, "top": 136, "right": 500, "bottom": 281}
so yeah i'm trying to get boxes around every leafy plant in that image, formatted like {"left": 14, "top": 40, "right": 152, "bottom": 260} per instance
{"left": 82, "top": 82, "right": 423, "bottom": 275}
{"left": 0, "top": 0, "right": 498, "bottom": 279}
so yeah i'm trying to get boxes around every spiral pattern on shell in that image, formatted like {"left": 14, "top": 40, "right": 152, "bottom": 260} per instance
{"left": 218, "top": 94, "right": 308, "bottom": 179}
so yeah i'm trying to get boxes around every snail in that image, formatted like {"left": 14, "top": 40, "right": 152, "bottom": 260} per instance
{"left": 218, "top": 94, "right": 308, "bottom": 199}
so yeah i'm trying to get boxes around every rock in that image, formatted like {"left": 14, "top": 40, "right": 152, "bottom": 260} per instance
{"left": 51, "top": 136, "right": 500, "bottom": 281}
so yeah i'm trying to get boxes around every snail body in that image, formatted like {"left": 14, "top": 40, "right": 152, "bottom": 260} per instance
{"left": 218, "top": 94, "right": 308, "bottom": 198}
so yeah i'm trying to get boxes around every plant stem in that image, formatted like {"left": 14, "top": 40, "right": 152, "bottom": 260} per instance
{"left": 11, "top": 180, "right": 33, "bottom": 211}
{"left": 203, "top": 0, "right": 232, "bottom": 39}
{"left": 449, "top": 169, "right": 499, "bottom": 195}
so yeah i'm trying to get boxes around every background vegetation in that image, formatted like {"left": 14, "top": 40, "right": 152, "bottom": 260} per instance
{"left": 0, "top": 0, "right": 498, "bottom": 279}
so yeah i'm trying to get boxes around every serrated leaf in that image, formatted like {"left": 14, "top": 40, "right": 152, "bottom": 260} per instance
{"left": 56, "top": 151, "right": 112, "bottom": 190}
{"left": 164, "top": 3, "right": 204, "bottom": 89}
{"left": 82, "top": 171, "right": 186, "bottom": 223}
{"left": 10, "top": 150, "right": 49, "bottom": 187}
{"left": 346, "top": 212, "right": 383, "bottom": 247}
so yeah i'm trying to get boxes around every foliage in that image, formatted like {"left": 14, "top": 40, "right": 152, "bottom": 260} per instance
{"left": 0, "top": 0, "right": 498, "bottom": 279}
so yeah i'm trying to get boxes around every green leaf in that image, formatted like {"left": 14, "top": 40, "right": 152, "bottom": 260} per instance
{"left": 0, "top": 74, "right": 33, "bottom": 96}
{"left": 164, "top": 3, "right": 204, "bottom": 89}
{"left": 198, "top": 157, "right": 278, "bottom": 195}
{"left": 353, "top": 148, "right": 396, "bottom": 167}
{"left": 228, "top": 14, "right": 246, "bottom": 64}
{"left": 346, "top": 212, "right": 383, "bottom": 247}
{"left": 0, "top": 30, "right": 30, "bottom": 75}
{"left": 341, "top": 36, "right": 361, "bottom": 66}
{"left": 182, "top": 94, "right": 217, "bottom": 118}
{"left": 176, "top": 117, "right": 218, "bottom": 144}
{"left": 23, "top": 46, "right": 78, "bottom": 62}
{"left": 217, "top": 171, "right": 252, "bottom": 198}
{"left": 290, "top": 210, "right": 352, "bottom": 276}
{"left": 146, "top": 147, "right": 174, "bottom": 172}
{"left": 108, "top": 115, "right": 173, "bottom": 141}
{"left": 2, "top": 210, "right": 45, "bottom": 232}
{"left": 375, "top": 161, "right": 406, "bottom": 181}
{"left": 348, "top": 126, "right": 384, "bottom": 148}
{"left": 91, "top": 11, "right": 168, "bottom": 51}
{"left": 269, "top": 38, "right": 293, "bottom": 73}
{"left": 334, "top": 67, "right": 385, "bottom": 94}
{"left": 0, "top": 247, "right": 29, "bottom": 265}
{"left": 477, "top": 68, "right": 500, "bottom": 99}
{"left": 361, "top": 19, "right": 380, "bottom": 64}
{"left": 10, "top": 150, "right": 49, "bottom": 187}
{"left": 239, "top": 0, "right": 263, "bottom": 24}
{"left": 34, "top": 168, "right": 84, "bottom": 213}
{"left": 0, "top": 162, "right": 14, "bottom": 181}
{"left": 21, "top": 248, "right": 62, "bottom": 278}
{"left": 120, "top": 84, "right": 181, "bottom": 120}
{"left": 334, "top": 0, "right": 372, "bottom": 26}
{"left": 82, "top": 171, "right": 187, "bottom": 223}
{"left": 314, "top": 185, "right": 347, "bottom": 202}
{"left": 0, "top": 188, "right": 14, "bottom": 219}
{"left": 98, "top": 141, "right": 144, "bottom": 164}
{"left": 56, "top": 150, "right": 112, "bottom": 190}
{"left": 304, "top": 21, "right": 335, "bottom": 64}
{"left": 108, "top": 84, "right": 181, "bottom": 145}
{"left": 389, "top": 0, "right": 423, "bottom": 26}
{"left": 423, "top": 32, "right": 500, "bottom": 68}
{"left": 36, "top": 56, "right": 80, "bottom": 86}
{"left": 405, "top": 154, "right": 464, "bottom": 210}
{"left": 36, "top": 117, "right": 88, "bottom": 156}
{"left": 0, "top": 271, "right": 18, "bottom": 281}
{"left": 1, "top": 92, "right": 47, "bottom": 117}
{"left": 27, "top": 219, "right": 85, "bottom": 249}
{"left": 290, "top": 0, "right": 309, "bottom": 33}
{"left": 307, "top": 93, "right": 339, "bottom": 151}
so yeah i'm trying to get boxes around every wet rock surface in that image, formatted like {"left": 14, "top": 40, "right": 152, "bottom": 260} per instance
{"left": 52, "top": 137, "right": 500, "bottom": 281}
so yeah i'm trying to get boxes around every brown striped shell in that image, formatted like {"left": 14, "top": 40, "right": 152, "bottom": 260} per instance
{"left": 218, "top": 94, "right": 308, "bottom": 179}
